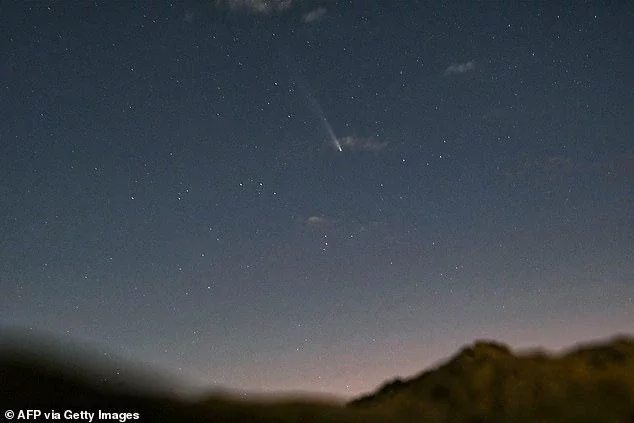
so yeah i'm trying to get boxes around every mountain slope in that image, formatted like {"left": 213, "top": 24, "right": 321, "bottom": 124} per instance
{"left": 348, "top": 335, "right": 634, "bottom": 423}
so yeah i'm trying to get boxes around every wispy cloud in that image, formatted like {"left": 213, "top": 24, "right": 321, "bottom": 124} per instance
{"left": 302, "top": 7, "right": 326, "bottom": 23}
{"left": 182, "top": 10, "right": 195, "bottom": 23}
{"left": 339, "top": 136, "right": 388, "bottom": 153}
{"left": 503, "top": 153, "right": 634, "bottom": 189}
{"left": 444, "top": 60, "right": 475, "bottom": 75}
{"left": 215, "top": 0, "right": 293, "bottom": 14}
{"left": 306, "top": 216, "right": 328, "bottom": 227}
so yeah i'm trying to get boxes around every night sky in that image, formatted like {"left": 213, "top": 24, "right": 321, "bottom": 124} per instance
{"left": 2, "top": 1, "right": 633, "bottom": 399}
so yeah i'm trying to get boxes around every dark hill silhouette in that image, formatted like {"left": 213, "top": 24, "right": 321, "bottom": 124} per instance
{"left": 0, "top": 331, "right": 386, "bottom": 423}
{"left": 2, "top": 331, "right": 634, "bottom": 422}
{"left": 348, "top": 335, "right": 634, "bottom": 423}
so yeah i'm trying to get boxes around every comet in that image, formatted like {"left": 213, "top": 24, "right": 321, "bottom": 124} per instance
{"left": 282, "top": 50, "right": 342, "bottom": 152}
{"left": 300, "top": 82, "right": 342, "bottom": 152}
{"left": 314, "top": 100, "right": 342, "bottom": 152}
{"left": 334, "top": 136, "right": 343, "bottom": 152}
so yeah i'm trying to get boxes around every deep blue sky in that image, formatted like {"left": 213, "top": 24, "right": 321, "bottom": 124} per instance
{"left": 2, "top": 0, "right": 633, "bottom": 398}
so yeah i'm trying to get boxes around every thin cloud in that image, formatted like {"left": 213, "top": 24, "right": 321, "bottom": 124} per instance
{"left": 515, "top": 153, "right": 634, "bottom": 177}
{"left": 182, "top": 10, "right": 195, "bottom": 22}
{"left": 215, "top": 0, "right": 293, "bottom": 14}
{"left": 444, "top": 60, "right": 475, "bottom": 75}
{"left": 302, "top": 7, "right": 326, "bottom": 23}
{"left": 503, "top": 153, "right": 634, "bottom": 189}
{"left": 339, "top": 136, "right": 388, "bottom": 153}
{"left": 306, "top": 216, "right": 328, "bottom": 227}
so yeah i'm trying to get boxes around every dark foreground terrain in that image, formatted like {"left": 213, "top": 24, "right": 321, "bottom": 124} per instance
{"left": 2, "top": 334, "right": 634, "bottom": 422}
